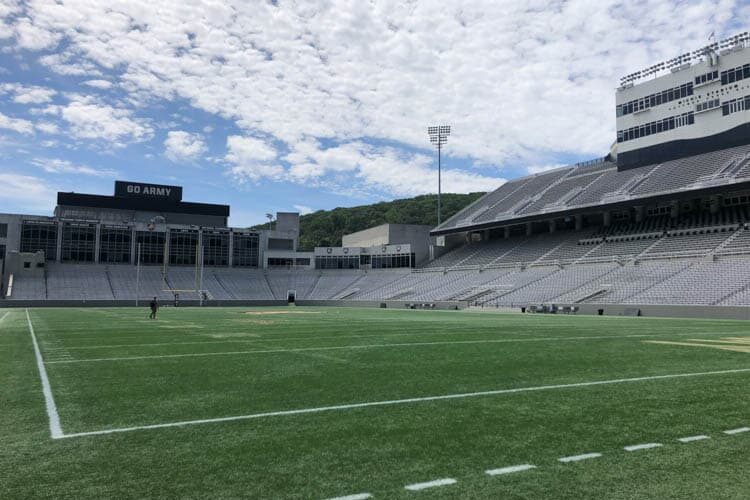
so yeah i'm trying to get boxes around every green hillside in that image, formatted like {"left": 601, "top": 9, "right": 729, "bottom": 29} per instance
{"left": 256, "top": 192, "right": 485, "bottom": 250}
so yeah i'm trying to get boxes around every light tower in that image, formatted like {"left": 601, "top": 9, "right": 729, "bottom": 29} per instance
{"left": 428, "top": 125, "right": 451, "bottom": 225}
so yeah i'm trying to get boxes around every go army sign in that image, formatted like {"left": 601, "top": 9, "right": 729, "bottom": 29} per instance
{"left": 115, "top": 181, "right": 183, "bottom": 202}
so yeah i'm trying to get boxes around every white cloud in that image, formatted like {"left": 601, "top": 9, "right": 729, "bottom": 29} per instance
{"left": 48, "top": 95, "right": 153, "bottom": 146}
{"left": 35, "top": 121, "right": 59, "bottom": 134}
{"left": 14, "top": 17, "right": 60, "bottom": 50}
{"left": 0, "top": 111, "right": 34, "bottom": 134}
{"left": 0, "top": 173, "right": 56, "bottom": 212}
{"left": 164, "top": 130, "right": 207, "bottom": 162}
{"left": 225, "top": 135, "right": 284, "bottom": 182}
{"left": 293, "top": 204, "right": 314, "bottom": 215}
{"left": 30, "top": 158, "right": 117, "bottom": 178}
{"left": 1, "top": 1, "right": 742, "bottom": 195}
{"left": 82, "top": 79, "right": 113, "bottom": 89}
{"left": 0, "top": 83, "right": 56, "bottom": 104}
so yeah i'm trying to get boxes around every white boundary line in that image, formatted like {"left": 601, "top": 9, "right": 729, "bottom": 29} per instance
{"left": 678, "top": 435, "right": 710, "bottom": 443}
{"left": 404, "top": 478, "right": 456, "bottom": 491}
{"left": 485, "top": 464, "right": 536, "bottom": 475}
{"left": 558, "top": 452, "right": 602, "bottom": 463}
{"left": 723, "top": 427, "right": 750, "bottom": 435}
{"left": 624, "top": 443, "right": 662, "bottom": 452}
{"left": 325, "top": 494, "right": 372, "bottom": 500}
{"left": 26, "top": 309, "right": 63, "bottom": 439}
{"left": 56, "top": 367, "right": 750, "bottom": 439}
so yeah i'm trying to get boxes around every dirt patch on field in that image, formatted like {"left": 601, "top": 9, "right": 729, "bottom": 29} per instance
{"left": 243, "top": 311, "right": 322, "bottom": 316}
{"left": 234, "top": 319, "right": 276, "bottom": 325}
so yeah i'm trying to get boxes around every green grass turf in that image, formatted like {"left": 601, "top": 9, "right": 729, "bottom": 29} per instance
{"left": 1, "top": 306, "right": 749, "bottom": 499}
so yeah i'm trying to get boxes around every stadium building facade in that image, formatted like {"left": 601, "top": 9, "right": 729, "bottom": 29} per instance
{"left": 4, "top": 34, "right": 750, "bottom": 316}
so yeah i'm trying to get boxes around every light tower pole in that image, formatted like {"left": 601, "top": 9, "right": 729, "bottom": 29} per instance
{"left": 428, "top": 125, "right": 451, "bottom": 225}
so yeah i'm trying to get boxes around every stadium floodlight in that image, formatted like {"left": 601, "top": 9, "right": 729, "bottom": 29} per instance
{"left": 427, "top": 125, "right": 451, "bottom": 225}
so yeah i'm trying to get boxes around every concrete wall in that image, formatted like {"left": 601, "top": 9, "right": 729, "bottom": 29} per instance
{"left": 342, "top": 224, "right": 390, "bottom": 247}
{"left": 511, "top": 302, "right": 750, "bottom": 320}
{"left": 342, "top": 224, "right": 433, "bottom": 265}
{"left": 1, "top": 299, "right": 467, "bottom": 310}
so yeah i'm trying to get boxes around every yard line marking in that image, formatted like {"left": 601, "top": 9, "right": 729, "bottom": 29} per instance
{"left": 44, "top": 331, "right": 750, "bottom": 364}
{"left": 324, "top": 494, "right": 371, "bottom": 500}
{"left": 558, "top": 453, "right": 602, "bottom": 463}
{"left": 723, "top": 427, "right": 750, "bottom": 435}
{"left": 404, "top": 478, "right": 456, "bottom": 491}
{"left": 678, "top": 435, "right": 710, "bottom": 443}
{"left": 624, "top": 443, "right": 662, "bottom": 452}
{"left": 485, "top": 464, "right": 536, "bottom": 475}
{"left": 26, "top": 309, "right": 63, "bottom": 439}
{"left": 40, "top": 330, "right": 748, "bottom": 351}
{"left": 56, "top": 367, "right": 750, "bottom": 439}
{"left": 0, "top": 311, "right": 9, "bottom": 326}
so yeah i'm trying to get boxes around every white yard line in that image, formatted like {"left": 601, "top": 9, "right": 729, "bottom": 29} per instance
{"left": 43, "top": 330, "right": 750, "bottom": 364}
{"left": 485, "top": 464, "right": 536, "bottom": 475}
{"left": 723, "top": 427, "right": 750, "bottom": 435}
{"left": 26, "top": 309, "right": 63, "bottom": 439}
{"left": 40, "top": 329, "right": 746, "bottom": 352}
{"left": 0, "top": 311, "right": 9, "bottom": 326}
{"left": 404, "top": 478, "right": 456, "bottom": 491}
{"left": 56, "top": 367, "right": 750, "bottom": 439}
{"left": 324, "top": 494, "right": 372, "bottom": 500}
{"left": 558, "top": 452, "right": 602, "bottom": 463}
{"left": 678, "top": 435, "right": 710, "bottom": 443}
{"left": 624, "top": 443, "right": 662, "bottom": 452}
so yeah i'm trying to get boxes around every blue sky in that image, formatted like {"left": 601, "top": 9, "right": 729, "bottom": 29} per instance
{"left": 0, "top": 1, "right": 745, "bottom": 226}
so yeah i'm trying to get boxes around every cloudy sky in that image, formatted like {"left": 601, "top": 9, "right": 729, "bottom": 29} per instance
{"left": 0, "top": 0, "right": 744, "bottom": 226}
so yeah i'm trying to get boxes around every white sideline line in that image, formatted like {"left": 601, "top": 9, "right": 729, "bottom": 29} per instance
{"left": 558, "top": 452, "right": 602, "bottom": 463}
{"left": 55, "top": 367, "right": 750, "bottom": 439}
{"left": 325, "top": 494, "right": 371, "bottom": 500}
{"left": 678, "top": 435, "right": 710, "bottom": 443}
{"left": 624, "top": 443, "right": 662, "bottom": 452}
{"left": 26, "top": 309, "right": 63, "bottom": 439}
{"left": 485, "top": 464, "right": 536, "bottom": 475}
{"left": 404, "top": 478, "right": 456, "bottom": 491}
{"left": 723, "top": 427, "right": 750, "bottom": 435}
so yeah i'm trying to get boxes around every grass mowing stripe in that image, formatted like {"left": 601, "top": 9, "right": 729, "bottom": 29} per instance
{"left": 26, "top": 309, "right": 63, "bottom": 439}
{"left": 404, "top": 478, "right": 456, "bottom": 491}
{"left": 43, "top": 331, "right": 750, "bottom": 364}
{"left": 43, "top": 330, "right": 746, "bottom": 351}
{"left": 56, "top": 367, "right": 750, "bottom": 439}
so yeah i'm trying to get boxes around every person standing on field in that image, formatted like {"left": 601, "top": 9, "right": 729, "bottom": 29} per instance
{"left": 149, "top": 297, "right": 159, "bottom": 320}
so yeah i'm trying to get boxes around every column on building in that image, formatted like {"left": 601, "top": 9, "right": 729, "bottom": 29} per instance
{"left": 634, "top": 206, "right": 644, "bottom": 223}
{"left": 56, "top": 220, "right": 63, "bottom": 263}
{"left": 525, "top": 222, "right": 533, "bottom": 237}
{"left": 574, "top": 214, "right": 583, "bottom": 231}
{"left": 94, "top": 223, "right": 101, "bottom": 264}
{"left": 603, "top": 211, "right": 611, "bottom": 228}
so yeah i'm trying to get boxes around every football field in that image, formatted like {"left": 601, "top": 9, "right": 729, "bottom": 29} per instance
{"left": 1, "top": 306, "right": 749, "bottom": 499}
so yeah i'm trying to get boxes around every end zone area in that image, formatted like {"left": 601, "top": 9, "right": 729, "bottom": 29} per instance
{"left": 1, "top": 307, "right": 749, "bottom": 499}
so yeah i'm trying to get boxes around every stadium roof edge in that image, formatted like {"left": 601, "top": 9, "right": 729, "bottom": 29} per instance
{"left": 430, "top": 178, "right": 750, "bottom": 236}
